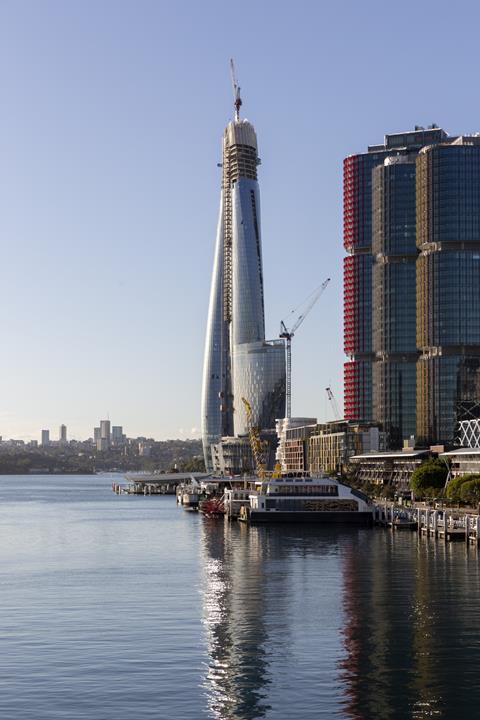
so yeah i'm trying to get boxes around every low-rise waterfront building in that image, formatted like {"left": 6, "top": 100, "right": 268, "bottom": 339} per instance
{"left": 281, "top": 423, "right": 317, "bottom": 473}
{"left": 211, "top": 437, "right": 253, "bottom": 475}
{"left": 349, "top": 449, "right": 431, "bottom": 489}
{"left": 276, "top": 419, "right": 386, "bottom": 475}
{"left": 275, "top": 417, "right": 316, "bottom": 473}
{"left": 439, "top": 448, "right": 480, "bottom": 479}
{"left": 211, "top": 430, "right": 278, "bottom": 476}
{"left": 308, "top": 421, "right": 386, "bottom": 475}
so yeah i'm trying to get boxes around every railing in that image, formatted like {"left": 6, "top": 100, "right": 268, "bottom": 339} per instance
{"left": 373, "top": 502, "right": 480, "bottom": 544}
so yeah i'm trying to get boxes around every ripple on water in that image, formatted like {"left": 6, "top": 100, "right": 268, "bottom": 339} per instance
{"left": 0, "top": 477, "right": 479, "bottom": 719}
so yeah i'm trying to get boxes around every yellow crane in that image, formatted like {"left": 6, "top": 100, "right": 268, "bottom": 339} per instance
{"left": 241, "top": 397, "right": 282, "bottom": 479}
{"left": 241, "top": 397, "right": 266, "bottom": 479}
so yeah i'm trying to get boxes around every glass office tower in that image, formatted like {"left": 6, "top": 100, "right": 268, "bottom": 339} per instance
{"left": 372, "top": 157, "right": 417, "bottom": 447}
{"left": 343, "top": 127, "right": 447, "bottom": 439}
{"left": 201, "top": 92, "right": 285, "bottom": 470}
{"left": 416, "top": 138, "right": 480, "bottom": 444}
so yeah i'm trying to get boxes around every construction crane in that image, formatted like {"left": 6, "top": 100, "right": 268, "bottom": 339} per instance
{"left": 241, "top": 397, "right": 266, "bottom": 479}
{"left": 326, "top": 386, "right": 341, "bottom": 420}
{"left": 241, "top": 397, "right": 282, "bottom": 479}
{"left": 280, "top": 278, "right": 331, "bottom": 418}
{"left": 230, "top": 58, "right": 242, "bottom": 121}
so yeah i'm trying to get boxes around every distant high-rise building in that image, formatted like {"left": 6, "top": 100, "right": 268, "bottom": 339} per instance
{"left": 201, "top": 69, "right": 285, "bottom": 470}
{"left": 59, "top": 424, "right": 67, "bottom": 443}
{"left": 41, "top": 429, "right": 50, "bottom": 446}
{"left": 100, "top": 420, "right": 111, "bottom": 448}
{"left": 96, "top": 437, "right": 108, "bottom": 452}
{"left": 93, "top": 427, "right": 101, "bottom": 442}
{"left": 111, "top": 426, "right": 124, "bottom": 446}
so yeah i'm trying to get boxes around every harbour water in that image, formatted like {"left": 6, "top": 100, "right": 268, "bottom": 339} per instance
{"left": 1, "top": 475, "right": 479, "bottom": 719}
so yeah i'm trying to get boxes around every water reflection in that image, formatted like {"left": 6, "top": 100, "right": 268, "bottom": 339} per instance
{"left": 200, "top": 520, "right": 272, "bottom": 719}
{"left": 339, "top": 533, "right": 480, "bottom": 720}
{"left": 199, "top": 520, "right": 480, "bottom": 720}
{"left": 199, "top": 521, "right": 358, "bottom": 719}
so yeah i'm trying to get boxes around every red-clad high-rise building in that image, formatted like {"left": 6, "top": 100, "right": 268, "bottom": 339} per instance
{"left": 343, "top": 127, "right": 447, "bottom": 434}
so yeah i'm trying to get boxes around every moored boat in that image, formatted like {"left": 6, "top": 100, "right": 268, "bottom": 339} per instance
{"left": 236, "top": 473, "right": 373, "bottom": 524}
{"left": 181, "top": 490, "right": 200, "bottom": 510}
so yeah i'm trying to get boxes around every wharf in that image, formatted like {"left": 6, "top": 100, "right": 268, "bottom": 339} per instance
{"left": 112, "top": 472, "right": 211, "bottom": 496}
{"left": 374, "top": 503, "right": 480, "bottom": 544}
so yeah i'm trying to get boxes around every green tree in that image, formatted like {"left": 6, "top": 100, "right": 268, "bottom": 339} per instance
{"left": 459, "top": 477, "right": 480, "bottom": 505}
{"left": 175, "top": 456, "right": 206, "bottom": 472}
{"left": 445, "top": 473, "right": 480, "bottom": 501}
{"left": 410, "top": 459, "right": 448, "bottom": 496}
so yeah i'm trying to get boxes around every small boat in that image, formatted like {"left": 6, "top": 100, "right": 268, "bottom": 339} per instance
{"left": 181, "top": 490, "right": 200, "bottom": 510}
{"left": 199, "top": 496, "right": 225, "bottom": 518}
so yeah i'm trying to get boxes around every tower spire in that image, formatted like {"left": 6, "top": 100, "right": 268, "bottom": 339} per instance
{"left": 230, "top": 58, "right": 242, "bottom": 121}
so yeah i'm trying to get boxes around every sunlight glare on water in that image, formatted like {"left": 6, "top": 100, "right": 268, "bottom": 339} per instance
{"left": 0, "top": 475, "right": 479, "bottom": 719}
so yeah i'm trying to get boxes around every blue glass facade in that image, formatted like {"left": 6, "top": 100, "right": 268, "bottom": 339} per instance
{"left": 201, "top": 194, "right": 231, "bottom": 464}
{"left": 232, "top": 179, "right": 265, "bottom": 348}
{"left": 417, "top": 141, "right": 480, "bottom": 444}
{"left": 233, "top": 341, "right": 286, "bottom": 436}
{"left": 344, "top": 127, "right": 453, "bottom": 448}
{"left": 372, "top": 159, "right": 417, "bottom": 447}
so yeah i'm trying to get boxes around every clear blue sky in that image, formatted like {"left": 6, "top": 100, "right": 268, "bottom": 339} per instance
{"left": 0, "top": 0, "right": 478, "bottom": 441}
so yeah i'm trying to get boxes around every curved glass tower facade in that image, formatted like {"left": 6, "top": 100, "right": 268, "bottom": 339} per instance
{"left": 201, "top": 99, "right": 285, "bottom": 470}
{"left": 343, "top": 128, "right": 447, "bottom": 441}
{"left": 372, "top": 157, "right": 417, "bottom": 447}
{"left": 416, "top": 140, "right": 480, "bottom": 444}
{"left": 344, "top": 128, "right": 480, "bottom": 448}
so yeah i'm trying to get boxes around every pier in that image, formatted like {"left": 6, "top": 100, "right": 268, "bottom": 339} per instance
{"left": 112, "top": 472, "right": 211, "bottom": 496}
{"left": 374, "top": 503, "right": 480, "bottom": 544}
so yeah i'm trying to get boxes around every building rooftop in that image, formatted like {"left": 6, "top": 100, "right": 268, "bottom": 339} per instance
{"left": 440, "top": 447, "right": 480, "bottom": 456}
{"left": 350, "top": 450, "right": 430, "bottom": 460}
{"left": 366, "top": 126, "right": 448, "bottom": 153}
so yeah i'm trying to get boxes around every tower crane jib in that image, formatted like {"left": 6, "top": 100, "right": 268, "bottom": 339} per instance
{"left": 326, "top": 386, "right": 341, "bottom": 421}
{"left": 280, "top": 278, "right": 331, "bottom": 419}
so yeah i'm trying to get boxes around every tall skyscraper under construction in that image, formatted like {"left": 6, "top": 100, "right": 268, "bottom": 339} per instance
{"left": 201, "top": 69, "right": 285, "bottom": 470}
{"left": 344, "top": 127, "right": 480, "bottom": 447}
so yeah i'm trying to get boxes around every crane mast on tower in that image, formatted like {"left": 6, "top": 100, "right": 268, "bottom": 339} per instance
{"left": 280, "top": 278, "right": 331, "bottom": 418}
{"left": 230, "top": 58, "right": 242, "bottom": 121}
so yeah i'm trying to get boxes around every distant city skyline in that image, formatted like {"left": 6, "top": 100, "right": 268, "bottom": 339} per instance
{"left": 0, "top": 1, "right": 479, "bottom": 440}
